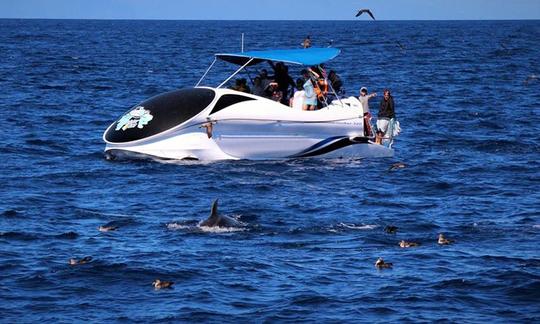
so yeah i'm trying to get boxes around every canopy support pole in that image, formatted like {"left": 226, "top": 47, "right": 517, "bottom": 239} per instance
{"left": 195, "top": 58, "right": 217, "bottom": 87}
{"left": 217, "top": 58, "right": 254, "bottom": 89}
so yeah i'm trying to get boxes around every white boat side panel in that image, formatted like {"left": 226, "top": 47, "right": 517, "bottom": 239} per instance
{"left": 105, "top": 133, "right": 236, "bottom": 160}
{"left": 210, "top": 97, "right": 363, "bottom": 123}
{"left": 215, "top": 136, "right": 320, "bottom": 159}
{"left": 213, "top": 119, "right": 364, "bottom": 138}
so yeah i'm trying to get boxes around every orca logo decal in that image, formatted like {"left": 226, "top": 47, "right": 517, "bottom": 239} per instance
{"left": 115, "top": 106, "right": 154, "bottom": 131}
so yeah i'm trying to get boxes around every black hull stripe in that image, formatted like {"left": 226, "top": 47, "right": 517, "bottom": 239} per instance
{"left": 290, "top": 136, "right": 369, "bottom": 158}
{"left": 290, "top": 136, "right": 346, "bottom": 157}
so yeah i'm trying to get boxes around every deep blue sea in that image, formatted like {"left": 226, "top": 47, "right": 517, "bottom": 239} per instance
{"left": 1, "top": 19, "right": 539, "bottom": 322}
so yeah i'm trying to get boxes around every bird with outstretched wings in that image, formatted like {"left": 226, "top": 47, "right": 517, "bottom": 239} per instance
{"left": 356, "top": 8, "right": 375, "bottom": 20}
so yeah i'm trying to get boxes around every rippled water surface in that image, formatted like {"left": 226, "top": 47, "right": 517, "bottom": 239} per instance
{"left": 1, "top": 19, "right": 539, "bottom": 322}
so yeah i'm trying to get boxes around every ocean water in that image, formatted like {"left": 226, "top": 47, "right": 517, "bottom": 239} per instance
{"left": 1, "top": 19, "right": 539, "bottom": 322}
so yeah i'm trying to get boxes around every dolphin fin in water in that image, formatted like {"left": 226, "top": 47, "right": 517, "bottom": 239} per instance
{"left": 200, "top": 199, "right": 221, "bottom": 227}
{"left": 200, "top": 199, "right": 242, "bottom": 228}
{"left": 208, "top": 199, "right": 219, "bottom": 222}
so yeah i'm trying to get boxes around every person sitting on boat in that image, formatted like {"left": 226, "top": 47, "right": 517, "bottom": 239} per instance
{"left": 240, "top": 78, "right": 250, "bottom": 93}
{"left": 289, "top": 78, "right": 305, "bottom": 110}
{"left": 259, "top": 69, "right": 273, "bottom": 88}
{"left": 230, "top": 78, "right": 250, "bottom": 93}
{"left": 252, "top": 76, "right": 269, "bottom": 97}
{"left": 267, "top": 82, "right": 283, "bottom": 103}
{"left": 359, "top": 87, "right": 377, "bottom": 137}
{"left": 315, "top": 77, "right": 329, "bottom": 108}
{"left": 307, "top": 65, "right": 329, "bottom": 108}
{"left": 229, "top": 79, "right": 242, "bottom": 91}
{"left": 328, "top": 70, "right": 344, "bottom": 95}
{"left": 376, "top": 89, "right": 395, "bottom": 144}
{"left": 301, "top": 69, "right": 317, "bottom": 111}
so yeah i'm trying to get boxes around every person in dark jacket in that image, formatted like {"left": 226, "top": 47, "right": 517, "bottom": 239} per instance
{"left": 376, "top": 89, "right": 395, "bottom": 144}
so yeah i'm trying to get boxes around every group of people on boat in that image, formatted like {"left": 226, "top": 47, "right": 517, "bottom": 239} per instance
{"left": 230, "top": 62, "right": 343, "bottom": 111}
{"left": 229, "top": 63, "right": 396, "bottom": 144}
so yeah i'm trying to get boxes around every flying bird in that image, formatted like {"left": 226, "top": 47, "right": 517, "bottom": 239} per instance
{"left": 355, "top": 9, "right": 376, "bottom": 20}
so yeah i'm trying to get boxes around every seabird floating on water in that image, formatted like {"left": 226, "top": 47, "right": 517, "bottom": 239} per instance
{"left": 399, "top": 240, "right": 420, "bottom": 248}
{"left": 98, "top": 225, "right": 118, "bottom": 232}
{"left": 389, "top": 162, "right": 406, "bottom": 171}
{"left": 375, "top": 257, "right": 393, "bottom": 269}
{"left": 355, "top": 9, "right": 376, "bottom": 20}
{"left": 438, "top": 233, "right": 454, "bottom": 245}
{"left": 153, "top": 279, "right": 174, "bottom": 290}
{"left": 69, "top": 256, "right": 93, "bottom": 265}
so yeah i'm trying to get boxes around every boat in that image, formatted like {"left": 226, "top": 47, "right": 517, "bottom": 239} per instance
{"left": 103, "top": 47, "right": 400, "bottom": 161}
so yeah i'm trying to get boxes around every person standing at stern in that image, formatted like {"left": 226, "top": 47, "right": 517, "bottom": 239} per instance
{"left": 359, "top": 87, "right": 377, "bottom": 137}
{"left": 376, "top": 89, "right": 395, "bottom": 144}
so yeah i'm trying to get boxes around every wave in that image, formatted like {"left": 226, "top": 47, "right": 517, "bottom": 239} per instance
{"left": 2, "top": 209, "right": 21, "bottom": 218}
{"left": 338, "top": 223, "right": 378, "bottom": 230}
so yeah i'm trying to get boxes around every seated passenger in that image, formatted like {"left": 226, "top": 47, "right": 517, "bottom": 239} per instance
{"left": 230, "top": 79, "right": 250, "bottom": 93}
{"left": 289, "top": 78, "right": 305, "bottom": 110}
{"left": 267, "top": 82, "right": 283, "bottom": 102}
{"left": 239, "top": 78, "right": 250, "bottom": 93}
{"left": 252, "top": 76, "right": 268, "bottom": 97}
{"left": 328, "top": 70, "right": 343, "bottom": 95}
{"left": 259, "top": 69, "right": 273, "bottom": 89}
{"left": 315, "top": 77, "right": 329, "bottom": 108}
{"left": 230, "top": 79, "right": 242, "bottom": 91}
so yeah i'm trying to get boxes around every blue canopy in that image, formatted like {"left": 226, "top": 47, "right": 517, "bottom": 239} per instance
{"left": 215, "top": 48, "right": 341, "bottom": 66}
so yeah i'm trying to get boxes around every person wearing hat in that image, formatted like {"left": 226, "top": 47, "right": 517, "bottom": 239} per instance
{"left": 359, "top": 87, "right": 377, "bottom": 136}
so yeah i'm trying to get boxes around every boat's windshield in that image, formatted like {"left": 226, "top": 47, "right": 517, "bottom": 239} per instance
{"left": 104, "top": 88, "right": 215, "bottom": 143}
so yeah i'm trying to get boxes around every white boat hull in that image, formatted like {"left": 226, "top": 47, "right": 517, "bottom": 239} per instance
{"left": 103, "top": 88, "right": 395, "bottom": 161}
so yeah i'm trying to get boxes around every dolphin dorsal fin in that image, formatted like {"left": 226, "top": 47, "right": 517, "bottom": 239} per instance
{"left": 209, "top": 199, "right": 219, "bottom": 220}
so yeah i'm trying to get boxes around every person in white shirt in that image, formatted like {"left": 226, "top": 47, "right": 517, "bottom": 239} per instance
{"left": 289, "top": 78, "right": 305, "bottom": 110}
{"left": 358, "top": 87, "right": 377, "bottom": 136}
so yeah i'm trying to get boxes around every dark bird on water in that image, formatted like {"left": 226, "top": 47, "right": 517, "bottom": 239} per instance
{"left": 389, "top": 162, "right": 406, "bottom": 171}
{"left": 153, "top": 279, "right": 174, "bottom": 290}
{"left": 399, "top": 240, "right": 420, "bottom": 248}
{"left": 375, "top": 257, "right": 393, "bottom": 269}
{"left": 438, "top": 233, "right": 454, "bottom": 245}
{"left": 98, "top": 225, "right": 118, "bottom": 232}
{"left": 69, "top": 256, "right": 93, "bottom": 265}
{"left": 355, "top": 9, "right": 376, "bottom": 20}
{"left": 384, "top": 225, "right": 398, "bottom": 234}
